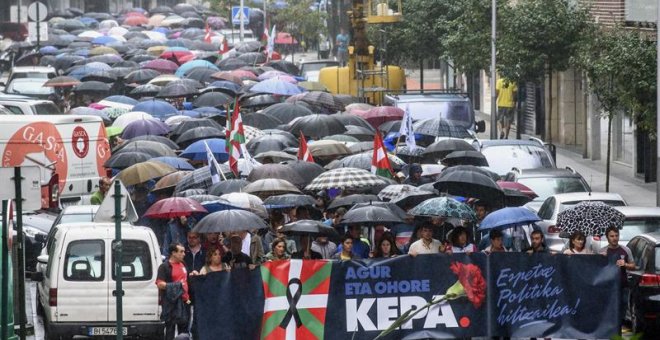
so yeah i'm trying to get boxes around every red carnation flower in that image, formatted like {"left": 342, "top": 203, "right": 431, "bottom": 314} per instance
{"left": 450, "top": 262, "right": 487, "bottom": 309}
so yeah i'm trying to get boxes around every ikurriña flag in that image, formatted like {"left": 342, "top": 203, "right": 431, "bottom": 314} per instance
{"left": 371, "top": 131, "right": 394, "bottom": 178}
{"left": 261, "top": 260, "right": 332, "bottom": 340}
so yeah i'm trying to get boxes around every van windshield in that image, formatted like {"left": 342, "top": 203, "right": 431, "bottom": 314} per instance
{"left": 34, "top": 103, "right": 61, "bottom": 115}
{"left": 400, "top": 101, "right": 472, "bottom": 127}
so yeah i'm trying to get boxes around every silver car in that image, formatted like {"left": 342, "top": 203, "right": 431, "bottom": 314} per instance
{"left": 534, "top": 192, "right": 628, "bottom": 252}
{"left": 588, "top": 206, "right": 660, "bottom": 253}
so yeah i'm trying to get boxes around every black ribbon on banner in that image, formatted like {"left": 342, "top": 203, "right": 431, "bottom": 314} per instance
{"left": 280, "top": 278, "right": 303, "bottom": 329}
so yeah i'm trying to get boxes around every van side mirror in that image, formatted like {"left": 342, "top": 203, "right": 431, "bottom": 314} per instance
{"left": 475, "top": 120, "right": 486, "bottom": 133}
{"left": 31, "top": 272, "right": 44, "bottom": 282}
{"left": 37, "top": 254, "right": 49, "bottom": 264}
{"left": 35, "top": 233, "right": 47, "bottom": 244}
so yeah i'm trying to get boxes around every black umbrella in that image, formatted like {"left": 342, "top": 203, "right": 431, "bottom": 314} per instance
{"left": 185, "top": 67, "right": 218, "bottom": 84}
{"left": 280, "top": 219, "right": 338, "bottom": 237}
{"left": 130, "top": 84, "right": 162, "bottom": 96}
{"left": 263, "top": 194, "right": 317, "bottom": 208}
{"left": 157, "top": 81, "right": 199, "bottom": 98}
{"left": 170, "top": 118, "right": 225, "bottom": 139}
{"left": 175, "top": 166, "right": 232, "bottom": 194}
{"left": 442, "top": 150, "right": 489, "bottom": 167}
{"left": 326, "top": 152, "right": 405, "bottom": 172}
{"left": 238, "top": 52, "right": 267, "bottom": 65}
{"left": 332, "top": 113, "right": 375, "bottom": 131}
{"left": 104, "top": 151, "right": 152, "bottom": 169}
{"left": 434, "top": 170, "right": 504, "bottom": 204}
{"left": 208, "top": 179, "right": 250, "bottom": 196}
{"left": 126, "top": 69, "right": 161, "bottom": 84}
{"left": 344, "top": 125, "right": 375, "bottom": 141}
{"left": 556, "top": 201, "right": 625, "bottom": 236}
{"left": 114, "top": 140, "right": 177, "bottom": 157}
{"left": 218, "top": 58, "right": 249, "bottom": 70}
{"left": 504, "top": 189, "right": 534, "bottom": 207}
{"left": 352, "top": 201, "right": 407, "bottom": 219}
{"left": 151, "top": 5, "right": 174, "bottom": 14}
{"left": 423, "top": 139, "right": 476, "bottom": 161}
{"left": 440, "top": 165, "right": 501, "bottom": 182}
{"left": 234, "top": 41, "right": 262, "bottom": 53}
{"left": 242, "top": 113, "right": 283, "bottom": 130}
{"left": 73, "top": 80, "right": 111, "bottom": 94}
{"left": 193, "top": 209, "right": 269, "bottom": 233}
{"left": 290, "top": 91, "right": 345, "bottom": 112}
{"left": 193, "top": 91, "right": 232, "bottom": 108}
{"left": 245, "top": 135, "right": 293, "bottom": 154}
{"left": 413, "top": 118, "right": 472, "bottom": 138}
{"left": 175, "top": 189, "right": 208, "bottom": 197}
{"left": 288, "top": 114, "right": 347, "bottom": 138}
{"left": 282, "top": 160, "right": 327, "bottom": 187}
{"left": 342, "top": 205, "right": 403, "bottom": 224}
{"left": 175, "top": 127, "right": 225, "bottom": 146}
{"left": 265, "top": 60, "right": 300, "bottom": 76}
{"left": 191, "top": 41, "right": 218, "bottom": 51}
{"left": 240, "top": 93, "right": 280, "bottom": 108}
{"left": 327, "top": 194, "right": 381, "bottom": 210}
{"left": 391, "top": 191, "right": 437, "bottom": 210}
{"left": 247, "top": 164, "right": 306, "bottom": 187}
{"left": 393, "top": 145, "right": 426, "bottom": 164}
{"left": 262, "top": 102, "right": 314, "bottom": 122}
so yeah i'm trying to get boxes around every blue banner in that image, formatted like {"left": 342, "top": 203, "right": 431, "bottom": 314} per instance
{"left": 190, "top": 253, "right": 620, "bottom": 339}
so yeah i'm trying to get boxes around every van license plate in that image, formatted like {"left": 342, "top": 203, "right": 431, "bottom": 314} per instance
{"left": 88, "top": 327, "right": 127, "bottom": 336}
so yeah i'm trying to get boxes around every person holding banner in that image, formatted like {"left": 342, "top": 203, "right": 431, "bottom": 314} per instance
{"left": 199, "top": 246, "right": 229, "bottom": 275}
{"left": 482, "top": 229, "right": 509, "bottom": 254}
{"left": 525, "top": 230, "right": 550, "bottom": 254}
{"left": 373, "top": 232, "right": 401, "bottom": 258}
{"left": 599, "top": 225, "right": 635, "bottom": 329}
{"left": 446, "top": 226, "right": 478, "bottom": 254}
{"left": 408, "top": 224, "right": 443, "bottom": 256}
{"left": 265, "top": 238, "right": 291, "bottom": 261}
{"left": 331, "top": 233, "right": 362, "bottom": 260}
{"left": 563, "top": 231, "right": 591, "bottom": 255}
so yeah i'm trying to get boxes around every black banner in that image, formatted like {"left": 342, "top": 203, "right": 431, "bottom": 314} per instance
{"left": 190, "top": 253, "right": 621, "bottom": 339}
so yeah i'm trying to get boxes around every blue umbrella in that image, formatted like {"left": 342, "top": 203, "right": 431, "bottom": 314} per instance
{"left": 68, "top": 63, "right": 111, "bottom": 78}
{"left": 180, "top": 138, "right": 229, "bottom": 162}
{"left": 193, "top": 106, "right": 226, "bottom": 117}
{"left": 201, "top": 199, "right": 244, "bottom": 213}
{"left": 121, "top": 118, "right": 170, "bottom": 139}
{"left": 175, "top": 60, "right": 219, "bottom": 77}
{"left": 164, "top": 46, "right": 189, "bottom": 52}
{"left": 208, "top": 80, "right": 242, "bottom": 94}
{"left": 250, "top": 78, "right": 304, "bottom": 96}
{"left": 79, "top": 17, "right": 99, "bottom": 27}
{"left": 91, "top": 35, "right": 118, "bottom": 45}
{"left": 152, "top": 156, "right": 195, "bottom": 170}
{"left": 101, "top": 95, "right": 139, "bottom": 106}
{"left": 132, "top": 99, "right": 178, "bottom": 118}
{"left": 478, "top": 207, "right": 541, "bottom": 231}
{"left": 39, "top": 46, "right": 59, "bottom": 55}
{"left": 175, "top": 110, "right": 201, "bottom": 118}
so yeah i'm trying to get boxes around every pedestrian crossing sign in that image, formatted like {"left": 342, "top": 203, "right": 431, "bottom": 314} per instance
{"left": 232, "top": 6, "right": 250, "bottom": 25}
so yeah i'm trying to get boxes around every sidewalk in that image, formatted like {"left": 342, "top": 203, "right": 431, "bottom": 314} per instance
{"left": 474, "top": 111, "right": 657, "bottom": 207}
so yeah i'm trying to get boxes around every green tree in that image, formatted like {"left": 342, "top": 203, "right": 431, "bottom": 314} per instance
{"left": 575, "top": 25, "right": 657, "bottom": 191}
{"left": 498, "top": 0, "right": 590, "bottom": 142}
{"left": 272, "top": 0, "right": 326, "bottom": 50}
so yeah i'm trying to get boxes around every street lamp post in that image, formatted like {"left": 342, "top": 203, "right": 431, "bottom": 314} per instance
{"left": 490, "top": 0, "right": 498, "bottom": 139}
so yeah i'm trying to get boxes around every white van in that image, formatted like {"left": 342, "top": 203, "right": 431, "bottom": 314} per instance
{"left": 33, "top": 223, "right": 164, "bottom": 339}
{"left": 0, "top": 115, "right": 110, "bottom": 209}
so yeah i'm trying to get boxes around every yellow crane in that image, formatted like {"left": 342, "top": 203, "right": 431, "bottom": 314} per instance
{"left": 318, "top": 0, "right": 406, "bottom": 105}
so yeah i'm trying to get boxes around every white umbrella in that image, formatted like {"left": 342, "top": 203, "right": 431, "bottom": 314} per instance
{"left": 113, "top": 112, "right": 155, "bottom": 129}
{"left": 219, "top": 192, "right": 268, "bottom": 218}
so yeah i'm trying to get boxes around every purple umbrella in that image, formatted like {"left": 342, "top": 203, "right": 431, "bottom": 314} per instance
{"left": 121, "top": 118, "right": 171, "bottom": 139}
{"left": 142, "top": 58, "right": 179, "bottom": 74}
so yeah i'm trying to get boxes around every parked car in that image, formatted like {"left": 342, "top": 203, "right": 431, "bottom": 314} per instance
{"left": 19, "top": 211, "right": 57, "bottom": 273}
{"left": 4, "top": 66, "right": 56, "bottom": 85}
{"left": 625, "top": 231, "right": 660, "bottom": 334}
{"left": 3, "top": 78, "right": 54, "bottom": 99}
{"left": 588, "top": 207, "right": 660, "bottom": 254}
{"left": 0, "top": 95, "right": 61, "bottom": 115}
{"left": 534, "top": 192, "right": 627, "bottom": 252}
{"left": 504, "top": 167, "right": 591, "bottom": 212}
{"left": 473, "top": 138, "right": 556, "bottom": 176}
{"left": 33, "top": 222, "right": 164, "bottom": 339}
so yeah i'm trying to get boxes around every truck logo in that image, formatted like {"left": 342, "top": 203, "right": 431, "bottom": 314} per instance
{"left": 72, "top": 126, "right": 89, "bottom": 158}
{"left": 3, "top": 122, "right": 68, "bottom": 194}
{"left": 96, "top": 124, "right": 110, "bottom": 177}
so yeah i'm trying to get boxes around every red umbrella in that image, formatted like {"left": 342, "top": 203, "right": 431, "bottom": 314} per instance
{"left": 496, "top": 181, "right": 537, "bottom": 199}
{"left": 123, "top": 15, "right": 149, "bottom": 26}
{"left": 144, "top": 197, "right": 208, "bottom": 219}
{"left": 160, "top": 50, "right": 195, "bottom": 65}
{"left": 353, "top": 106, "right": 404, "bottom": 128}
{"left": 229, "top": 69, "right": 258, "bottom": 81}
{"left": 275, "top": 32, "right": 298, "bottom": 44}
{"left": 143, "top": 59, "right": 180, "bottom": 74}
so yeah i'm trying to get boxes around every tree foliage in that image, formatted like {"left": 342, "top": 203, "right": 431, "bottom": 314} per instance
{"left": 440, "top": 0, "right": 502, "bottom": 73}
{"left": 576, "top": 25, "right": 657, "bottom": 133}
{"left": 497, "top": 0, "right": 590, "bottom": 82}
{"left": 272, "top": 0, "right": 326, "bottom": 46}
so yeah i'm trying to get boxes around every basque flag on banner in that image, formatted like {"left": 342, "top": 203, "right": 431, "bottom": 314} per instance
{"left": 261, "top": 260, "right": 332, "bottom": 340}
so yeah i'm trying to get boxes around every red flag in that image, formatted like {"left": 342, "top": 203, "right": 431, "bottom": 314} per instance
{"left": 297, "top": 132, "right": 314, "bottom": 162}
{"left": 204, "top": 22, "right": 212, "bottom": 43}
{"left": 371, "top": 132, "right": 394, "bottom": 178}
